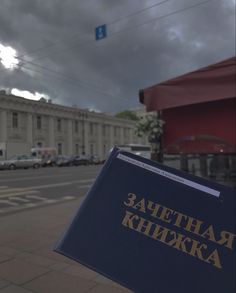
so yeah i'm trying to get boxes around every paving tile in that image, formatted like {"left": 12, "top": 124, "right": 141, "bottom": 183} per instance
{"left": 48, "top": 261, "right": 71, "bottom": 271}
{"left": 0, "top": 285, "right": 33, "bottom": 293}
{"left": 87, "top": 284, "right": 132, "bottom": 293}
{"left": 15, "top": 253, "right": 34, "bottom": 260}
{"left": 111, "top": 282, "right": 133, "bottom": 292}
{"left": 35, "top": 247, "right": 75, "bottom": 264}
{"left": 63, "top": 264, "right": 98, "bottom": 280}
{"left": 0, "top": 255, "right": 11, "bottom": 264}
{"left": 0, "top": 259, "right": 49, "bottom": 285}
{"left": 93, "top": 274, "right": 113, "bottom": 285}
{"left": 7, "top": 237, "right": 47, "bottom": 252}
{"left": 19, "top": 254, "right": 56, "bottom": 267}
{"left": 0, "top": 247, "right": 19, "bottom": 257}
{"left": 24, "top": 271, "right": 96, "bottom": 293}
{"left": 0, "top": 279, "right": 10, "bottom": 290}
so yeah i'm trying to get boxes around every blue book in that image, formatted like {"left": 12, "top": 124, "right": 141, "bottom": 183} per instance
{"left": 54, "top": 147, "right": 236, "bottom": 293}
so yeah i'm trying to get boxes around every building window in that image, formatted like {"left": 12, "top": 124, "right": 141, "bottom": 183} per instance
{"left": 57, "top": 118, "right": 61, "bottom": 132}
{"left": 124, "top": 128, "right": 129, "bottom": 137}
{"left": 58, "top": 143, "right": 62, "bottom": 155}
{"left": 89, "top": 123, "right": 93, "bottom": 135}
{"left": 37, "top": 142, "right": 42, "bottom": 148}
{"left": 75, "top": 121, "right": 79, "bottom": 133}
{"left": 12, "top": 112, "right": 18, "bottom": 128}
{"left": 37, "top": 116, "right": 42, "bottom": 130}
{"left": 114, "top": 126, "right": 119, "bottom": 137}
{"left": 103, "top": 144, "right": 107, "bottom": 156}
{"left": 75, "top": 143, "right": 79, "bottom": 155}
{"left": 90, "top": 144, "right": 94, "bottom": 155}
{"left": 102, "top": 125, "right": 106, "bottom": 136}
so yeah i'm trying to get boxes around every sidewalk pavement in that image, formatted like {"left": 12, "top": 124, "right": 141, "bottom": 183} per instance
{"left": 0, "top": 198, "right": 132, "bottom": 293}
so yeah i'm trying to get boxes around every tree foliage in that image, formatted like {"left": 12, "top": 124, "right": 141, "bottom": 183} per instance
{"left": 135, "top": 112, "right": 165, "bottom": 143}
{"left": 115, "top": 110, "right": 139, "bottom": 121}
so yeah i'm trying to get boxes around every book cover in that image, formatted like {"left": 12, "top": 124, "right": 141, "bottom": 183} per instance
{"left": 54, "top": 147, "right": 236, "bottom": 293}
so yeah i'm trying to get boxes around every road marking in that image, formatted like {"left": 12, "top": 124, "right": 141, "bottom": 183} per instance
{"left": 77, "top": 184, "right": 91, "bottom": 189}
{"left": 0, "top": 187, "right": 34, "bottom": 194}
{"left": 26, "top": 195, "right": 57, "bottom": 203}
{"left": 0, "top": 189, "right": 39, "bottom": 198}
{"left": 21, "top": 179, "right": 94, "bottom": 190}
{"left": 0, "top": 178, "right": 93, "bottom": 198}
{"left": 0, "top": 173, "right": 72, "bottom": 183}
{"left": 0, "top": 170, "right": 99, "bottom": 183}
{"left": 0, "top": 199, "right": 19, "bottom": 206}
{"left": 0, "top": 194, "right": 79, "bottom": 215}
{"left": 10, "top": 197, "right": 31, "bottom": 203}
{"left": 0, "top": 179, "right": 93, "bottom": 215}
{"left": 62, "top": 196, "right": 75, "bottom": 200}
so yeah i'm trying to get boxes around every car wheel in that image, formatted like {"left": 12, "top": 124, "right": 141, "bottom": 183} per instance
{"left": 33, "top": 163, "right": 40, "bottom": 169}
{"left": 8, "top": 164, "right": 16, "bottom": 170}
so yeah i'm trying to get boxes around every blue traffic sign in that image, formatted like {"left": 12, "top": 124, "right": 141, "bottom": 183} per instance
{"left": 95, "top": 24, "right": 107, "bottom": 41}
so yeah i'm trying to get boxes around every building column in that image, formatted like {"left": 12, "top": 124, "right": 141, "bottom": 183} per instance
{"left": 0, "top": 110, "right": 7, "bottom": 142}
{"left": 128, "top": 128, "right": 133, "bottom": 144}
{"left": 120, "top": 126, "right": 125, "bottom": 145}
{"left": 26, "top": 113, "right": 33, "bottom": 147}
{"left": 48, "top": 117, "right": 55, "bottom": 147}
{"left": 67, "top": 119, "right": 73, "bottom": 155}
{"left": 97, "top": 123, "right": 103, "bottom": 158}
{"left": 109, "top": 125, "right": 115, "bottom": 149}
{"left": 83, "top": 121, "right": 89, "bottom": 155}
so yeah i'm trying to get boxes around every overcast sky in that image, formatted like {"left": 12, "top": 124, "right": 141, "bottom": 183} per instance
{"left": 0, "top": 0, "right": 235, "bottom": 113}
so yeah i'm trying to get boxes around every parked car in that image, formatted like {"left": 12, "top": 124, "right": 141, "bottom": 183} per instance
{"left": 41, "top": 156, "right": 57, "bottom": 167}
{"left": 55, "top": 155, "right": 72, "bottom": 167}
{"left": 89, "top": 155, "right": 101, "bottom": 165}
{"left": 71, "top": 155, "right": 90, "bottom": 166}
{"left": 0, "top": 155, "right": 42, "bottom": 170}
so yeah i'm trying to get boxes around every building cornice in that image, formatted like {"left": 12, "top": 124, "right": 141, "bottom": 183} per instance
{"left": 0, "top": 94, "right": 137, "bottom": 126}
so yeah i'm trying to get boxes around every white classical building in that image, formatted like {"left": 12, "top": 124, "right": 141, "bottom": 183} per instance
{"left": 0, "top": 91, "right": 147, "bottom": 160}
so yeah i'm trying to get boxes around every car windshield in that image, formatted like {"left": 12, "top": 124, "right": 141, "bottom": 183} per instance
{"left": 9, "top": 155, "right": 20, "bottom": 160}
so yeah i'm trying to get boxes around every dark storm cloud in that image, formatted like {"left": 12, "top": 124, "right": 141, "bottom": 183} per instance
{"left": 0, "top": 0, "right": 235, "bottom": 112}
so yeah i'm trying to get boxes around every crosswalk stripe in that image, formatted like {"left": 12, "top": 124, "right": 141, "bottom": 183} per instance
{"left": 0, "top": 190, "right": 39, "bottom": 198}
{"left": 10, "top": 197, "right": 31, "bottom": 203}
{"left": 26, "top": 195, "right": 49, "bottom": 201}
{"left": 0, "top": 199, "right": 19, "bottom": 206}
{"left": 0, "top": 194, "right": 80, "bottom": 215}
{"left": 0, "top": 187, "right": 31, "bottom": 194}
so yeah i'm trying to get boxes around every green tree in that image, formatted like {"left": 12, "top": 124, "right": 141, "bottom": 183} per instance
{"left": 115, "top": 110, "right": 139, "bottom": 121}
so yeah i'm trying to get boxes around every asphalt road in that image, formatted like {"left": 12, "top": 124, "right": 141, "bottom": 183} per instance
{"left": 0, "top": 165, "right": 102, "bottom": 216}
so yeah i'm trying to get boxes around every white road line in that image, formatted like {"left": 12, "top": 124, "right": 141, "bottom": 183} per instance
{"left": 0, "top": 178, "right": 94, "bottom": 198}
{"left": 0, "top": 190, "right": 39, "bottom": 199}
{"left": 0, "top": 173, "right": 71, "bottom": 183}
{"left": 77, "top": 184, "right": 91, "bottom": 189}
{"left": 0, "top": 195, "right": 78, "bottom": 215}
{"left": 0, "top": 199, "right": 19, "bottom": 206}
{"left": 10, "top": 197, "right": 31, "bottom": 203}
{"left": 0, "top": 187, "right": 34, "bottom": 194}
{"left": 22, "top": 179, "right": 95, "bottom": 190}
{"left": 26, "top": 195, "right": 49, "bottom": 201}
{"left": 62, "top": 196, "right": 75, "bottom": 200}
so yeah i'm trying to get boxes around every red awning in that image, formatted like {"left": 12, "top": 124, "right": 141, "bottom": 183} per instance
{"left": 140, "top": 56, "right": 236, "bottom": 111}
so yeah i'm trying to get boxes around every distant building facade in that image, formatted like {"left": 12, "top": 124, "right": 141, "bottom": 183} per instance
{"left": 0, "top": 92, "right": 147, "bottom": 160}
